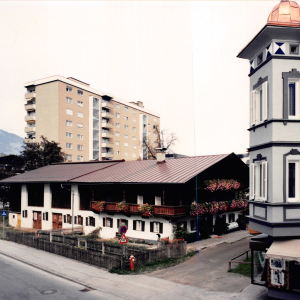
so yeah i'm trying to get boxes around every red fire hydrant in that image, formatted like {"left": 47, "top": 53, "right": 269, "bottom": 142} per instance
{"left": 130, "top": 255, "right": 135, "bottom": 271}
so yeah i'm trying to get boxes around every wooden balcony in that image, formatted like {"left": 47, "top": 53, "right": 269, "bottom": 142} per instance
{"left": 90, "top": 201, "right": 189, "bottom": 217}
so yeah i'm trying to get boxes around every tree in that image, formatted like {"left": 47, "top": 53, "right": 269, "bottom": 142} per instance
{"left": 21, "top": 136, "right": 65, "bottom": 170}
{"left": 142, "top": 124, "right": 177, "bottom": 160}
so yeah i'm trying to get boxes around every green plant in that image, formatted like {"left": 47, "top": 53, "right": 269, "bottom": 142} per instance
{"left": 229, "top": 258, "right": 251, "bottom": 277}
{"left": 173, "top": 225, "right": 190, "bottom": 240}
{"left": 116, "top": 201, "right": 128, "bottom": 212}
{"left": 93, "top": 201, "right": 106, "bottom": 213}
{"left": 138, "top": 203, "right": 153, "bottom": 217}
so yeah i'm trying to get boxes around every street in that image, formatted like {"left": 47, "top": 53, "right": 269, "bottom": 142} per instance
{"left": 0, "top": 254, "right": 114, "bottom": 300}
{"left": 147, "top": 237, "right": 251, "bottom": 293}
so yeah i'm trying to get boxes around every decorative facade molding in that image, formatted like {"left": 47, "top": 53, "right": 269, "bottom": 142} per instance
{"left": 253, "top": 76, "right": 268, "bottom": 90}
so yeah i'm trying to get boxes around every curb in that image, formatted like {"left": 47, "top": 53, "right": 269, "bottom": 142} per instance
{"left": 0, "top": 248, "right": 97, "bottom": 291}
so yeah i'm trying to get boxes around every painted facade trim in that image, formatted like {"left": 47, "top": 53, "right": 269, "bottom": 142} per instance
{"left": 248, "top": 142, "right": 300, "bottom": 152}
{"left": 247, "top": 119, "right": 300, "bottom": 131}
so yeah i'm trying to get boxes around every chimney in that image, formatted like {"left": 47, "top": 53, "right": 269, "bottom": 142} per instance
{"left": 155, "top": 148, "right": 167, "bottom": 164}
{"left": 137, "top": 101, "right": 144, "bottom": 108}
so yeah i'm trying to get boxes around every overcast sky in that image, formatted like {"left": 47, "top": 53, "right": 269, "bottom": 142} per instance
{"left": 0, "top": 1, "right": 278, "bottom": 156}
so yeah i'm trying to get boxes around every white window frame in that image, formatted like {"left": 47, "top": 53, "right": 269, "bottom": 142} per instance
{"left": 124, "top": 116, "right": 128, "bottom": 121}
{"left": 133, "top": 144, "right": 136, "bottom": 149}
{"left": 133, "top": 109, "right": 136, "bottom": 114}
{"left": 116, "top": 123, "right": 120, "bottom": 128}
{"left": 116, "top": 141, "right": 120, "bottom": 146}
{"left": 116, "top": 150, "right": 120, "bottom": 156}
{"left": 77, "top": 134, "right": 83, "bottom": 140}
{"left": 65, "top": 154, "right": 72, "bottom": 161}
{"left": 136, "top": 220, "right": 142, "bottom": 231}
{"left": 288, "top": 79, "right": 299, "bottom": 119}
{"left": 66, "top": 143, "right": 72, "bottom": 149}
{"left": 66, "top": 132, "right": 73, "bottom": 138}
{"left": 133, "top": 136, "right": 136, "bottom": 140}
{"left": 116, "top": 104, "right": 120, "bottom": 109}
{"left": 133, "top": 127, "right": 136, "bottom": 132}
{"left": 116, "top": 113, "right": 120, "bottom": 118}
{"left": 77, "top": 90, "right": 83, "bottom": 96}
{"left": 77, "top": 155, "right": 83, "bottom": 161}
{"left": 137, "top": 195, "right": 143, "bottom": 205}
{"left": 286, "top": 158, "right": 300, "bottom": 202}
{"left": 66, "top": 109, "right": 73, "bottom": 115}
{"left": 66, "top": 97, "right": 72, "bottom": 104}
{"left": 155, "top": 196, "right": 161, "bottom": 206}
{"left": 77, "top": 123, "right": 83, "bottom": 129}
{"left": 124, "top": 134, "right": 128, "bottom": 139}
{"left": 250, "top": 161, "right": 268, "bottom": 201}
{"left": 77, "top": 101, "right": 83, "bottom": 107}
{"left": 153, "top": 222, "right": 160, "bottom": 233}
{"left": 77, "top": 112, "right": 83, "bottom": 118}
{"left": 124, "top": 125, "right": 128, "bottom": 130}
{"left": 66, "top": 120, "right": 73, "bottom": 127}
{"left": 77, "top": 144, "right": 83, "bottom": 151}
{"left": 66, "top": 86, "right": 72, "bottom": 92}
{"left": 124, "top": 142, "right": 128, "bottom": 147}
{"left": 124, "top": 106, "right": 128, "bottom": 111}
{"left": 250, "top": 81, "right": 268, "bottom": 126}
{"left": 116, "top": 132, "right": 120, "bottom": 137}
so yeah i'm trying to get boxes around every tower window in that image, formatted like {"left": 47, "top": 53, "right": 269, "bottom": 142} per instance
{"left": 290, "top": 44, "right": 299, "bottom": 55}
{"left": 257, "top": 53, "right": 263, "bottom": 66}
{"left": 289, "top": 83, "right": 296, "bottom": 116}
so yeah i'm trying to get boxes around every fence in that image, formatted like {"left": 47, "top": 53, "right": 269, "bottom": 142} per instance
{"left": 5, "top": 231, "right": 187, "bottom": 270}
{"left": 228, "top": 249, "right": 251, "bottom": 271}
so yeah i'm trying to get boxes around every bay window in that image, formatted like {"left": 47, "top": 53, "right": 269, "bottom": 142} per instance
{"left": 287, "top": 159, "right": 299, "bottom": 202}
{"left": 288, "top": 80, "right": 299, "bottom": 118}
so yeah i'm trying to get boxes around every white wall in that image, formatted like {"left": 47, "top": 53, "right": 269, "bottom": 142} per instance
{"left": 9, "top": 213, "right": 19, "bottom": 227}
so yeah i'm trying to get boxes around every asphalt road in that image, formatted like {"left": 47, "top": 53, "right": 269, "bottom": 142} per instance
{"left": 147, "top": 237, "right": 251, "bottom": 293}
{"left": 0, "top": 254, "right": 115, "bottom": 300}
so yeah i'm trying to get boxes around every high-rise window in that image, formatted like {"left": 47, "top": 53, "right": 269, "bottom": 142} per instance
{"left": 66, "top": 109, "right": 73, "bottom": 115}
{"left": 116, "top": 141, "right": 120, "bottom": 146}
{"left": 65, "top": 154, "right": 72, "bottom": 161}
{"left": 133, "top": 136, "right": 136, "bottom": 140}
{"left": 124, "top": 134, "right": 128, "bottom": 139}
{"left": 116, "top": 104, "right": 120, "bottom": 109}
{"left": 66, "top": 143, "right": 72, "bottom": 149}
{"left": 124, "top": 106, "right": 128, "bottom": 111}
{"left": 66, "top": 132, "right": 73, "bottom": 138}
{"left": 124, "top": 143, "right": 128, "bottom": 147}
{"left": 77, "top": 90, "right": 83, "bottom": 96}
{"left": 289, "top": 162, "right": 296, "bottom": 199}
{"left": 78, "top": 123, "right": 83, "bottom": 129}
{"left": 77, "top": 112, "right": 83, "bottom": 118}
{"left": 124, "top": 116, "right": 128, "bottom": 121}
{"left": 77, "top": 155, "right": 83, "bottom": 161}
{"left": 66, "top": 86, "right": 72, "bottom": 92}
{"left": 116, "top": 113, "right": 120, "bottom": 118}
{"left": 77, "top": 145, "right": 83, "bottom": 151}
{"left": 77, "top": 101, "right": 83, "bottom": 107}
{"left": 116, "top": 151, "right": 120, "bottom": 155}
{"left": 133, "top": 109, "right": 136, "bottom": 114}
{"left": 133, "top": 127, "right": 136, "bottom": 132}
{"left": 77, "top": 134, "right": 83, "bottom": 140}
{"left": 116, "top": 122, "right": 120, "bottom": 127}
{"left": 124, "top": 125, "right": 128, "bottom": 130}
{"left": 66, "top": 120, "right": 73, "bottom": 127}
{"left": 116, "top": 132, "right": 120, "bottom": 137}
{"left": 66, "top": 97, "right": 72, "bottom": 104}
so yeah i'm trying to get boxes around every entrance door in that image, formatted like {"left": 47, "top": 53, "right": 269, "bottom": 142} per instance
{"left": 17, "top": 214, "right": 21, "bottom": 227}
{"left": 33, "top": 211, "right": 42, "bottom": 229}
{"left": 52, "top": 213, "right": 62, "bottom": 229}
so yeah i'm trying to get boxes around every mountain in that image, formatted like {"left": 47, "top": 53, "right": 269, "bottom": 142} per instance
{"left": 0, "top": 130, "right": 23, "bottom": 155}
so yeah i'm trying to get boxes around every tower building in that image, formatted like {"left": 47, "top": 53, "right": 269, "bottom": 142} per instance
{"left": 238, "top": 0, "right": 300, "bottom": 296}
{"left": 24, "top": 76, "right": 160, "bottom": 162}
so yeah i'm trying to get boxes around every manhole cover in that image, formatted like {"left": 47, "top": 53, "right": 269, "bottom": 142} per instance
{"left": 40, "top": 289, "right": 57, "bottom": 295}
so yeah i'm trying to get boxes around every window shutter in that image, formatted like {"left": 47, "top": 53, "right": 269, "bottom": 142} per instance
{"left": 250, "top": 164, "right": 255, "bottom": 200}
{"left": 22, "top": 211, "right": 24, "bottom": 218}
{"left": 110, "top": 218, "right": 113, "bottom": 228}
{"left": 262, "top": 161, "right": 268, "bottom": 201}
{"left": 43, "top": 213, "right": 45, "bottom": 220}
{"left": 46, "top": 212, "right": 48, "bottom": 221}
{"left": 64, "top": 215, "right": 66, "bottom": 223}
{"left": 86, "top": 217, "right": 88, "bottom": 226}
{"left": 69, "top": 216, "right": 71, "bottom": 224}
{"left": 250, "top": 91, "right": 256, "bottom": 126}
{"left": 150, "top": 222, "right": 154, "bottom": 232}
{"left": 142, "top": 221, "right": 145, "bottom": 232}
{"left": 25, "top": 210, "right": 27, "bottom": 218}
{"left": 103, "top": 217, "right": 105, "bottom": 227}
{"left": 159, "top": 223, "right": 163, "bottom": 234}
{"left": 133, "top": 220, "right": 136, "bottom": 230}
{"left": 117, "top": 219, "right": 120, "bottom": 228}
{"left": 262, "top": 82, "right": 268, "bottom": 121}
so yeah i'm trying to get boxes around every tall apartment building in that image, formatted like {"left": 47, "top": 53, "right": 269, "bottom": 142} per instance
{"left": 24, "top": 76, "right": 160, "bottom": 162}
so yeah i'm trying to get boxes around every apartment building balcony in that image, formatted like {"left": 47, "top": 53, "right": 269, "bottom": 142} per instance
{"left": 102, "top": 102, "right": 114, "bottom": 110}
{"left": 24, "top": 138, "right": 36, "bottom": 144}
{"left": 25, "top": 115, "right": 36, "bottom": 122}
{"left": 90, "top": 201, "right": 190, "bottom": 217}
{"left": 25, "top": 92, "right": 36, "bottom": 100}
{"left": 101, "top": 142, "right": 113, "bottom": 147}
{"left": 25, "top": 127, "right": 36, "bottom": 133}
{"left": 102, "top": 132, "right": 114, "bottom": 138}
{"left": 24, "top": 103, "right": 36, "bottom": 111}
{"left": 101, "top": 152, "right": 113, "bottom": 158}
{"left": 102, "top": 121, "right": 113, "bottom": 129}
{"left": 102, "top": 112, "right": 113, "bottom": 119}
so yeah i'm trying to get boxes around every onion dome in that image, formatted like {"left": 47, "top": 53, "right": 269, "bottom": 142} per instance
{"left": 268, "top": 0, "right": 300, "bottom": 26}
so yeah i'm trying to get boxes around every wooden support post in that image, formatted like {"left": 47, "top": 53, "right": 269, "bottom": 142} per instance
{"left": 228, "top": 261, "right": 231, "bottom": 271}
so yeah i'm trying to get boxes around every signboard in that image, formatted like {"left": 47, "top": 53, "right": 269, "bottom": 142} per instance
{"left": 1, "top": 211, "right": 7, "bottom": 217}
{"left": 119, "top": 225, "right": 127, "bottom": 235}
{"left": 119, "top": 234, "right": 128, "bottom": 244}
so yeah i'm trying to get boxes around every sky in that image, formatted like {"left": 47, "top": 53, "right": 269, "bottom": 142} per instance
{"left": 0, "top": 1, "right": 278, "bottom": 156}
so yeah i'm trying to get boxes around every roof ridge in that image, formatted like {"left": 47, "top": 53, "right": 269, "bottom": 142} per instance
{"left": 68, "top": 160, "right": 124, "bottom": 182}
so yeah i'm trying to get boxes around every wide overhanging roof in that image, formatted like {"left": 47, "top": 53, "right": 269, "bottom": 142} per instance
{"left": 0, "top": 154, "right": 232, "bottom": 184}
{"left": 266, "top": 239, "right": 300, "bottom": 262}
{"left": 237, "top": 25, "right": 300, "bottom": 60}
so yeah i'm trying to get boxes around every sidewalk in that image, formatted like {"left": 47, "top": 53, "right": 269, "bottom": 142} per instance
{"left": 187, "top": 230, "right": 252, "bottom": 252}
{"left": 0, "top": 237, "right": 267, "bottom": 300}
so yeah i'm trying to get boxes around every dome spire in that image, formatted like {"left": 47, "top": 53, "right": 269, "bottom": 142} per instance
{"left": 267, "top": 0, "right": 300, "bottom": 26}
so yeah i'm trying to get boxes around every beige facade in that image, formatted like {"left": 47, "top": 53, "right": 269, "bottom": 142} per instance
{"left": 24, "top": 75, "right": 160, "bottom": 162}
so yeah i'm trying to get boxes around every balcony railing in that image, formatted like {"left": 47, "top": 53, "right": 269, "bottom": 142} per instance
{"left": 102, "top": 101, "right": 114, "bottom": 109}
{"left": 25, "top": 115, "right": 36, "bottom": 122}
{"left": 25, "top": 92, "right": 36, "bottom": 100}
{"left": 25, "top": 127, "right": 36, "bottom": 133}
{"left": 102, "top": 112, "right": 113, "bottom": 119}
{"left": 102, "top": 122, "right": 113, "bottom": 129}
{"left": 24, "top": 138, "right": 36, "bottom": 144}
{"left": 90, "top": 201, "right": 189, "bottom": 217}
{"left": 24, "top": 103, "right": 36, "bottom": 110}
